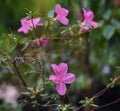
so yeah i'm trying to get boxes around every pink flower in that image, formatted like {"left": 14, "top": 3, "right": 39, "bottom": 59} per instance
{"left": 80, "top": 8, "right": 99, "bottom": 31}
{"left": 36, "top": 37, "right": 48, "bottom": 47}
{"left": 55, "top": 4, "right": 69, "bottom": 25}
{"left": 49, "top": 63, "right": 76, "bottom": 95}
{"left": 18, "top": 17, "right": 43, "bottom": 34}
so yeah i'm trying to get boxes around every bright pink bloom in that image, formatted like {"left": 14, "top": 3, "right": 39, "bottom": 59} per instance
{"left": 55, "top": 4, "right": 69, "bottom": 25}
{"left": 80, "top": 8, "right": 99, "bottom": 31}
{"left": 49, "top": 63, "right": 75, "bottom": 95}
{"left": 18, "top": 17, "right": 43, "bottom": 34}
{"left": 36, "top": 37, "right": 48, "bottom": 47}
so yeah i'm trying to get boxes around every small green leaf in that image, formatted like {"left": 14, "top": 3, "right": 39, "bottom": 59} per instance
{"left": 90, "top": 104, "right": 99, "bottom": 108}
{"left": 48, "top": 9, "right": 54, "bottom": 18}
{"left": 111, "top": 18, "right": 120, "bottom": 29}
{"left": 103, "top": 25, "right": 115, "bottom": 40}
{"left": 103, "top": 9, "right": 111, "bottom": 20}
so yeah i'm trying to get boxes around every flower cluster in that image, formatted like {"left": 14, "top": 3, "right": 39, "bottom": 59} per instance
{"left": 17, "top": 4, "right": 99, "bottom": 95}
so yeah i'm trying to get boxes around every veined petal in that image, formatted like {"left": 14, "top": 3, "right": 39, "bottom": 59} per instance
{"left": 56, "top": 83, "right": 66, "bottom": 95}
{"left": 51, "top": 64, "right": 59, "bottom": 75}
{"left": 90, "top": 21, "right": 99, "bottom": 28}
{"left": 55, "top": 4, "right": 69, "bottom": 25}
{"left": 21, "top": 19, "right": 27, "bottom": 26}
{"left": 60, "top": 8, "right": 69, "bottom": 17}
{"left": 82, "top": 8, "right": 94, "bottom": 22}
{"left": 49, "top": 75, "right": 59, "bottom": 84}
{"left": 36, "top": 37, "right": 48, "bottom": 47}
{"left": 63, "top": 73, "right": 76, "bottom": 84}
{"left": 18, "top": 27, "right": 29, "bottom": 34}
{"left": 29, "top": 18, "right": 40, "bottom": 27}
{"left": 86, "top": 11, "right": 94, "bottom": 21}
{"left": 57, "top": 17, "right": 69, "bottom": 25}
{"left": 55, "top": 4, "right": 61, "bottom": 14}
{"left": 59, "top": 63, "right": 68, "bottom": 74}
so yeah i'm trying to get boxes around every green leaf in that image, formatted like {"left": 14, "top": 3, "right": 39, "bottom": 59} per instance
{"left": 103, "top": 25, "right": 116, "bottom": 40}
{"left": 90, "top": 104, "right": 99, "bottom": 108}
{"left": 103, "top": 9, "right": 111, "bottom": 20}
{"left": 48, "top": 9, "right": 54, "bottom": 18}
{"left": 111, "top": 18, "right": 120, "bottom": 29}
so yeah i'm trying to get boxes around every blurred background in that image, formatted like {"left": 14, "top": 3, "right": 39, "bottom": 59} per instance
{"left": 0, "top": 0, "right": 120, "bottom": 111}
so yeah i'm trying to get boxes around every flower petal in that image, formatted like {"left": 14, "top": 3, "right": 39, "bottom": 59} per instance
{"left": 63, "top": 73, "right": 76, "bottom": 84}
{"left": 55, "top": 4, "right": 61, "bottom": 14}
{"left": 55, "top": 4, "right": 69, "bottom": 25}
{"left": 80, "top": 25, "right": 90, "bottom": 31}
{"left": 60, "top": 8, "right": 69, "bottom": 17}
{"left": 56, "top": 83, "right": 66, "bottom": 95}
{"left": 59, "top": 63, "right": 68, "bottom": 75}
{"left": 49, "top": 75, "right": 58, "bottom": 84}
{"left": 29, "top": 18, "right": 40, "bottom": 27}
{"left": 51, "top": 64, "right": 59, "bottom": 75}
{"left": 57, "top": 17, "right": 69, "bottom": 25}
{"left": 42, "top": 39, "right": 48, "bottom": 47}
{"left": 36, "top": 37, "right": 48, "bottom": 47}
{"left": 18, "top": 27, "right": 29, "bottom": 34}
{"left": 90, "top": 21, "right": 99, "bottom": 28}
{"left": 83, "top": 8, "right": 94, "bottom": 22}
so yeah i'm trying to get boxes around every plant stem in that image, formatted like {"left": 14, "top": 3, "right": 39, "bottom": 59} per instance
{"left": 90, "top": 98, "right": 120, "bottom": 111}
{"left": 13, "top": 61, "right": 27, "bottom": 87}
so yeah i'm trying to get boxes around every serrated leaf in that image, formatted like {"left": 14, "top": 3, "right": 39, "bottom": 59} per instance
{"left": 103, "top": 25, "right": 115, "bottom": 40}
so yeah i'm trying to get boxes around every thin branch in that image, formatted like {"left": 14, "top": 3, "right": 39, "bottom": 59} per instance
{"left": 90, "top": 98, "right": 120, "bottom": 111}
{"left": 31, "top": 16, "right": 39, "bottom": 38}
{"left": 42, "top": 104, "right": 58, "bottom": 107}
{"left": 13, "top": 61, "right": 27, "bottom": 87}
{"left": 74, "top": 105, "right": 84, "bottom": 111}
{"left": 94, "top": 87, "right": 109, "bottom": 98}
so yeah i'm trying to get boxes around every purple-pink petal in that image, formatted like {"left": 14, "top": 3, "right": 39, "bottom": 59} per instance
{"left": 80, "top": 25, "right": 90, "bottom": 31}
{"left": 59, "top": 63, "right": 68, "bottom": 75}
{"left": 36, "top": 37, "right": 48, "bottom": 47}
{"left": 81, "top": 8, "right": 99, "bottom": 31}
{"left": 18, "top": 27, "right": 29, "bottom": 34}
{"left": 51, "top": 64, "right": 59, "bottom": 75}
{"left": 60, "top": 8, "right": 69, "bottom": 17}
{"left": 42, "top": 39, "right": 48, "bottom": 47}
{"left": 55, "top": 4, "right": 69, "bottom": 25}
{"left": 90, "top": 21, "right": 99, "bottom": 28}
{"left": 29, "top": 18, "right": 41, "bottom": 27}
{"left": 83, "top": 10, "right": 94, "bottom": 22}
{"left": 55, "top": 4, "right": 61, "bottom": 14}
{"left": 56, "top": 83, "right": 66, "bottom": 95}
{"left": 18, "top": 17, "right": 43, "bottom": 34}
{"left": 49, "top": 75, "right": 59, "bottom": 84}
{"left": 63, "top": 73, "right": 76, "bottom": 84}
{"left": 57, "top": 17, "right": 69, "bottom": 25}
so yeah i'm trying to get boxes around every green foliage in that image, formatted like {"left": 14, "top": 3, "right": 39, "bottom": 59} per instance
{"left": 0, "top": 0, "right": 120, "bottom": 111}
{"left": 103, "top": 25, "right": 116, "bottom": 40}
